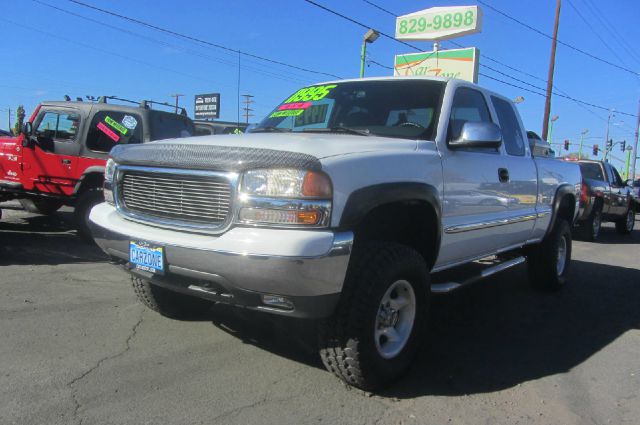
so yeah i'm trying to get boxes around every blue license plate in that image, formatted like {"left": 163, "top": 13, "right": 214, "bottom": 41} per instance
{"left": 129, "top": 241, "right": 164, "bottom": 274}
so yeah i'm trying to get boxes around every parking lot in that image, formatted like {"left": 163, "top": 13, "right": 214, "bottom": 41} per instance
{"left": 1, "top": 202, "right": 639, "bottom": 425}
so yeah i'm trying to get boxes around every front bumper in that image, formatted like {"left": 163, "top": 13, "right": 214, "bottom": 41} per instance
{"left": 89, "top": 203, "right": 353, "bottom": 318}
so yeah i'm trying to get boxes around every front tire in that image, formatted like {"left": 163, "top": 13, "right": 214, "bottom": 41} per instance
{"left": 131, "top": 276, "right": 213, "bottom": 319}
{"left": 527, "top": 219, "right": 572, "bottom": 291}
{"left": 318, "top": 242, "right": 429, "bottom": 391}
{"left": 615, "top": 208, "right": 635, "bottom": 234}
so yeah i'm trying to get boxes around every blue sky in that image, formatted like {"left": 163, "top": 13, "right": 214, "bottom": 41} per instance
{"left": 1, "top": 0, "right": 639, "bottom": 170}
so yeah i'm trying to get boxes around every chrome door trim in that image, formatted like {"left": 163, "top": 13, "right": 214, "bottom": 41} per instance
{"left": 444, "top": 213, "right": 538, "bottom": 234}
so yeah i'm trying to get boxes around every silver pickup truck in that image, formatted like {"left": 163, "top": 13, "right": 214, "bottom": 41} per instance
{"left": 90, "top": 77, "right": 581, "bottom": 390}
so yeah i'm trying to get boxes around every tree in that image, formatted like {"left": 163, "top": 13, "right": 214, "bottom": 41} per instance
{"left": 12, "top": 105, "right": 25, "bottom": 136}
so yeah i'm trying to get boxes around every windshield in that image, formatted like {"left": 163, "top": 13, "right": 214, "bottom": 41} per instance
{"left": 252, "top": 80, "right": 445, "bottom": 140}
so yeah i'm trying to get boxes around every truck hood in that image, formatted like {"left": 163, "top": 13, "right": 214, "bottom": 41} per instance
{"left": 152, "top": 133, "right": 419, "bottom": 159}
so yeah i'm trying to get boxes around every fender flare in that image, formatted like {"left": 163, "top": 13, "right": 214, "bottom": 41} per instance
{"left": 339, "top": 182, "right": 442, "bottom": 268}
{"left": 73, "top": 166, "right": 105, "bottom": 195}
{"left": 546, "top": 183, "right": 577, "bottom": 237}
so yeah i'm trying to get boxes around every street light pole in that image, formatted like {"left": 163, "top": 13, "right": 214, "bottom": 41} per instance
{"left": 360, "top": 29, "right": 380, "bottom": 78}
{"left": 578, "top": 128, "right": 588, "bottom": 159}
{"left": 548, "top": 115, "right": 559, "bottom": 145}
{"left": 631, "top": 99, "right": 640, "bottom": 180}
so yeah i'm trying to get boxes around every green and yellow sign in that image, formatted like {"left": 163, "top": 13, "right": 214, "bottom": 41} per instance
{"left": 394, "top": 47, "right": 479, "bottom": 83}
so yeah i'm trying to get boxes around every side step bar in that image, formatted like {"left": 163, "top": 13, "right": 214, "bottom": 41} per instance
{"left": 431, "top": 256, "right": 526, "bottom": 293}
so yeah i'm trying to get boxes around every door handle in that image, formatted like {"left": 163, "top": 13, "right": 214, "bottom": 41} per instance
{"left": 498, "top": 168, "right": 509, "bottom": 183}
{"left": 61, "top": 159, "right": 71, "bottom": 165}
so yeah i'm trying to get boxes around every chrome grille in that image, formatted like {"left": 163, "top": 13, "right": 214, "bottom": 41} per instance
{"left": 119, "top": 170, "right": 232, "bottom": 226}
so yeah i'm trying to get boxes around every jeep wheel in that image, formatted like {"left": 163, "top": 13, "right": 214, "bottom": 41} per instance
{"left": 74, "top": 188, "right": 103, "bottom": 241}
{"left": 615, "top": 209, "right": 635, "bottom": 235}
{"left": 527, "top": 219, "right": 572, "bottom": 291}
{"left": 19, "top": 198, "right": 63, "bottom": 215}
{"left": 131, "top": 276, "right": 213, "bottom": 319}
{"left": 318, "top": 242, "right": 429, "bottom": 391}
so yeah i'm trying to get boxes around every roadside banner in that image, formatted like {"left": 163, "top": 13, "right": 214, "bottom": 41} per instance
{"left": 394, "top": 47, "right": 479, "bottom": 83}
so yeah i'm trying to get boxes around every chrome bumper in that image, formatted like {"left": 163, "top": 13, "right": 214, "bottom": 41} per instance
{"left": 89, "top": 203, "right": 353, "bottom": 318}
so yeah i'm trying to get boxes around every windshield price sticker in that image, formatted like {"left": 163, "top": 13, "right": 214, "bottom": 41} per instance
{"left": 122, "top": 115, "right": 138, "bottom": 130}
{"left": 278, "top": 102, "right": 312, "bottom": 111}
{"left": 97, "top": 122, "right": 120, "bottom": 142}
{"left": 270, "top": 110, "right": 305, "bottom": 118}
{"left": 105, "top": 116, "right": 128, "bottom": 135}
{"left": 283, "top": 84, "right": 337, "bottom": 104}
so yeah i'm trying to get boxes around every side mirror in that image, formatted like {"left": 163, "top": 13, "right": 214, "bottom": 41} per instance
{"left": 449, "top": 121, "right": 503, "bottom": 149}
{"left": 21, "top": 122, "right": 33, "bottom": 148}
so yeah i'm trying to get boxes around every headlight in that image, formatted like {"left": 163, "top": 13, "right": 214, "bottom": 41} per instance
{"left": 103, "top": 158, "right": 116, "bottom": 205}
{"left": 241, "top": 169, "right": 331, "bottom": 198}
{"left": 104, "top": 158, "right": 116, "bottom": 182}
{"left": 238, "top": 169, "right": 332, "bottom": 227}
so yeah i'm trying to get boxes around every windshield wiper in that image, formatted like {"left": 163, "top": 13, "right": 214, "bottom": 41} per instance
{"left": 302, "top": 126, "right": 371, "bottom": 136}
{"left": 250, "top": 126, "right": 292, "bottom": 133}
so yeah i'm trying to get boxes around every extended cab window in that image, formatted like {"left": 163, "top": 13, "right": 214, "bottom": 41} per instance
{"left": 610, "top": 165, "right": 624, "bottom": 186}
{"left": 448, "top": 87, "right": 492, "bottom": 143}
{"left": 491, "top": 96, "right": 525, "bottom": 156}
{"left": 86, "top": 111, "right": 143, "bottom": 153}
{"left": 35, "top": 111, "right": 80, "bottom": 141}
{"left": 150, "top": 113, "right": 194, "bottom": 140}
{"left": 579, "top": 163, "right": 605, "bottom": 181}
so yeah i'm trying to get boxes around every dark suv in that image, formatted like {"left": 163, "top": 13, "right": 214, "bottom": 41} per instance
{"left": 0, "top": 97, "right": 194, "bottom": 237}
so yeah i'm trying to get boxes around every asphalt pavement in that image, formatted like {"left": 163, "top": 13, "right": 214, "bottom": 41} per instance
{"left": 1, "top": 201, "right": 639, "bottom": 425}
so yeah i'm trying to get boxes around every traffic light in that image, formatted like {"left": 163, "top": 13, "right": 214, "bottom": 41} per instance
{"left": 606, "top": 139, "right": 613, "bottom": 149}
{"left": 593, "top": 144, "right": 599, "bottom": 156}
{"left": 563, "top": 140, "right": 570, "bottom": 150}
{"left": 621, "top": 141, "right": 626, "bottom": 151}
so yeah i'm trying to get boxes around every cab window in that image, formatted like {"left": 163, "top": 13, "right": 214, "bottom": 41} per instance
{"left": 491, "top": 96, "right": 525, "bottom": 156}
{"left": 35, "top": 111, "right": 80, "bottom": 141}
{"left": 149, "top": 113, "right": 194, "bottom": 140}
{"left": 448, "top": 87, "right": 492, "bottom": 143}
{"left": 86, "top": 111, "right": 143, "bottom": 153}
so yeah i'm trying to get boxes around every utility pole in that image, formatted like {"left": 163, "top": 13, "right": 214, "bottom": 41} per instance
{"left": 7, "top": 108, "right": 11, "bottom": 132}
{"left": 578, "top": 128, "right": 588, "bottom": 159}
{"left": 170, "top": 94, "right": 184, "bottom": 114}
{"left": 541, "top": 0, "right": 561, "bottom": 141}
{"left": 241, "top": 94, "right": 254, "bottom": 124}
{"left": 631, "top": 99, "right": 640, "bottom": 180}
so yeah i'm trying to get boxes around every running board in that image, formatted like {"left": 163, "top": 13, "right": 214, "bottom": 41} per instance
{"left": 431, "top": 256, "right": 526, "bottom": 293}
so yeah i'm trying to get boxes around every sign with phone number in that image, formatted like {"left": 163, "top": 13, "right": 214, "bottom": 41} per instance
{"left": 395, "top": 5, "right": 482, "bottom": 41}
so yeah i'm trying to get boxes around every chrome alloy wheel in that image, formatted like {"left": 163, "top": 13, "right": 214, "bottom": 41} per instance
{"left": 626, "top": 210, "right": 635, "bottom": 232}
{"left": 592, "top": 211, "right": 602, "bottom": 238}
{"left": 374, "top": 280, "right": 417, "bottom": 359}
{"left": 557, "top": 235, "right": 568, "bottom": 276}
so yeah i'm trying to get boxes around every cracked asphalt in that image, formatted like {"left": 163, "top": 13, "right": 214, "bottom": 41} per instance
{"left": 1, "top": 201, "right": 639, "bottom": 425}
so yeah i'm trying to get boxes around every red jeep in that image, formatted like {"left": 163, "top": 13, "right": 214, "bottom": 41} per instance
{"left": 0, "top": 98, "right": 194, "bottom": 238}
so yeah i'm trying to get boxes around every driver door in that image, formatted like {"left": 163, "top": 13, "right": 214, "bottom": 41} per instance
{"left": 22, "top": 108, "right": 82, "bottom": 195}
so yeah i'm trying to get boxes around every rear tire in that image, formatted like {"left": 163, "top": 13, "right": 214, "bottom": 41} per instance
{"left": 579, "top": 204, "right": 602, "bottom": 241}
{"left": 131, "top": 276, "right": 213, "bottom": 319}
{"left": 19, "top": 198, "right": 63, "bottom": 215}
{"left": 318, "top": 242, "right": 429, "bottom": 391}
{"left": 74, "top": 188, "right": 103, "bottom": 241}
{"left": 615, "top": 208, "right": 635, "bottom": 234}
{"left": 527, "top": 219, "right": 572, "bottom": 291}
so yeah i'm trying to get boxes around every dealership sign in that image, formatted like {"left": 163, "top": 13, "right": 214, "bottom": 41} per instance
{"left": 395, "top": 6, "right": 482, "bottom": 41}
{"left": 394, "top": 47, "right": 479, "bottom": 83}
{"left": 194, "top": 93, "right": 220, "bottom": 119}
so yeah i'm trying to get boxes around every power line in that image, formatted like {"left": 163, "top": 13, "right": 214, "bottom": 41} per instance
{"left": 66, "top": 0, "right": 342, "bottom": 79}
{"left": 476, "top": 0, "right": 640, "bottom": 77}
{"left": 361, "top": 0, "right": 396, "bottom": 17}
{"left": 32, "top": 0, "right": 316, "bottom": 87}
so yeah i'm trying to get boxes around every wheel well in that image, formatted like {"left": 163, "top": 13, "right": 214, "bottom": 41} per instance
{"left": 75, "top": 172, "right": 104, "bottom": 196}
{"left": 352, "top": 201, "right": 439, "bottom": 270}
{"left": 556, "top": 194, "right": 576, "bottom": 224}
